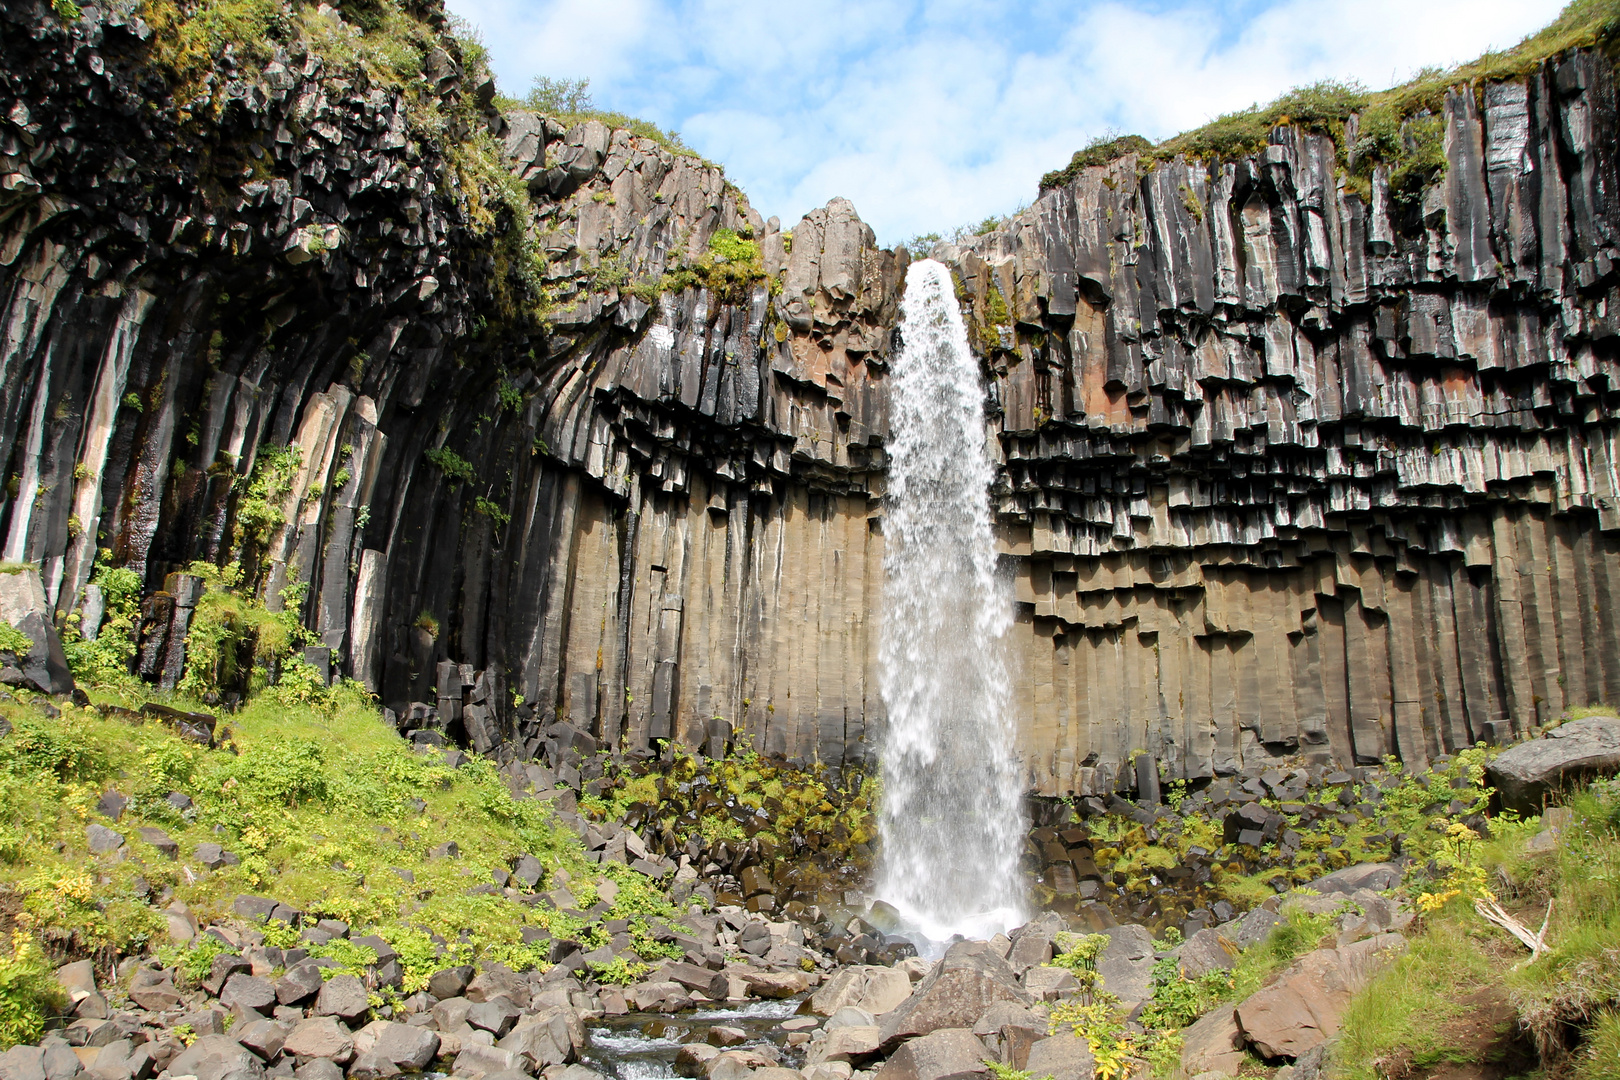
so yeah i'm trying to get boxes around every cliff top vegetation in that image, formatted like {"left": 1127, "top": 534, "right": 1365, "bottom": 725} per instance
{"left": 1038, "top": 0, "right": 1620, "bottom": 196}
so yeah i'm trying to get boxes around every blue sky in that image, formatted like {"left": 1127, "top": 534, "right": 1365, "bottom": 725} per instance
{"left": 446, "top": 0, "right": 1569, "bottom": 246}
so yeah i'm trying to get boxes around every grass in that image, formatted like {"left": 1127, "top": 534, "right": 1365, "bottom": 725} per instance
{"left": 1329, "top": 779, "right": 1620, "bottom": 1080}
{"left": 1038, "top": 0, "right": 1620, "bottom": 196}
{"left": 1334, "top": 921, "right": 1504, "bottom": 1080}
{"left": 0, "top": 680, "right": 687, "bottom": 1048}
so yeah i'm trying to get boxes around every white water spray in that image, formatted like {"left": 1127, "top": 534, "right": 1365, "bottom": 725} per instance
{"left": 875, "top": 259, "right": 1026, "bottom": 947}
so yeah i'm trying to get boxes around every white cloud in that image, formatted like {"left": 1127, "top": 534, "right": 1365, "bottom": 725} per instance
{"left": 448, "top": 0, "right": 1571, "bottom": 245}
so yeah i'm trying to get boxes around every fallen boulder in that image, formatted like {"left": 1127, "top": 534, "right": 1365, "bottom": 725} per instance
{"left": 1235, "top": 933, "right": 1408, "bottom": 1059}
{"left": 874, "top": 1028, "right": 991, "bottom": 1080}
{"left": 0, "top": 567, "right": 73, "bottom": 695}
{"left": 1487, "top": 715, "right": 1620, "bottom": 814}
{"left": 877, "top": 942, "right": 1030, "bottom": 1051}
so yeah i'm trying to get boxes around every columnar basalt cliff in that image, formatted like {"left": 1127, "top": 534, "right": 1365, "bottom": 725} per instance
{"left": 956, "top": 55, "right": 1620, "bottom": 795}
{"left": 3, "top": 0, "right": 1619, "bottom": 795}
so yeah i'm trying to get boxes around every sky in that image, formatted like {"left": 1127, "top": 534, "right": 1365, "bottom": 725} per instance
{"left": 445, "top": 0, "right": 1570, "bottom": 247}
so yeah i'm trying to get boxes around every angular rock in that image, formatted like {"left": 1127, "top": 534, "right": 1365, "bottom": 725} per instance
{"left": 1180, "top": 1008, "right": 1245, "bottom": 1076}
{"left": 1235, "top": 934, "right": 1408, "bottom": 1059}
{"left": 804, "top": 1026, "right": 881, "bottom": 1065}
{"left": 163, "top": 1037, "right": 265, "bottom": 1080}
{"left": 1308, "top": 863, "right": 1402, "bottom": 896}
{"left": 0, "top": 1047, "right": 46, "bottom": 1080}
{"left": 220, "top": 974, "right": 278, "bottom": 1012}
{"left": 1096, "top": 925, "right": 1155, "bottom": 1007}
{"left": 1487, "top": 716, "right": 1620, "bottom": 813}
{"left": 283, "top": 1017, "right": 355, "bottom": 1064}
{"left": 0, "top": 568, "right": 74, "bottom": 695}
{"left": 875, "top": 1028, "right": 991, "bottom": 1080}
{"left": 452, "top": 1045, "right": 529, "bottom": 1079}
{"left": 314, "top": 975, "right": 370, "bottom": 1022}
{"left": 852, "top": 969, "right": 911, "bottom": 1016}
{"left": 1021, "top": 966, "right": 1078, "bottom": 1002}
{"left": 351, "top": 1021, "right": 440, "bottom": 1071}
{"left": 878, "top": 942, "right": 1030, "bottom": 1050}
{"left": 740, "top": 970, "right": 811, "bottom": 999}
{"left": 234, "top": 1020, "right": 288, "bottom": 1062}
{"left": 276, "top": 964, "right": 325, "bottom": 1006}
{"left": 85, "top": 825, "right": 124, "bottom": 856}
{"left": 1024, "top": 1033, "right": 1094, "bottom": 1080}
{"left": 1178, "top": 929, "right": 1236, "bottom": 979}
{"left": 426, "top": 966, "right": 472, "bottom": 1001}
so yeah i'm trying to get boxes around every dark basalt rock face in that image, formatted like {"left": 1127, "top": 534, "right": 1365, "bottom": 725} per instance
{"left": 3, "top": 0, "right": 1619, "bottom": 793}
{"left": 947, "top": 52, "right": 1620, "bottom": 795}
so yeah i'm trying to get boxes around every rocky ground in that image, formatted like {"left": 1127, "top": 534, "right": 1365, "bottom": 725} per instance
{"left": 7, "top": 683, "right": 1610, "bottom": 1080}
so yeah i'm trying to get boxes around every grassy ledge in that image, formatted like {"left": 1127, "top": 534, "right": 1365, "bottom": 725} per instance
{"left": 1038, "top": 0, "right": 1620, "bottom": 199}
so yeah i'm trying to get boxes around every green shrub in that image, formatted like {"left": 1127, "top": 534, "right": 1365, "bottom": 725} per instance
{"left": 0, "top": 623, "right": 32, "bottom": 659}
{"left": 62, "top": 561, "right": 144, "bottom": 693}
{"left": 425, "top": 446, "right": 476, "bottom": 485}
{"left": 0, "top": 932, "right": 65, "bottom": 1050}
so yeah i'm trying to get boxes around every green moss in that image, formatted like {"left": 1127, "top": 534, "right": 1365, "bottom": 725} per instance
{"left": 0, "top": 684, "right": 658, "bottom": 988}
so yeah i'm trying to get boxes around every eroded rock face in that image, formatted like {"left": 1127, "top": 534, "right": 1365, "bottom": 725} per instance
{"left": 3, "top": 0, "right": 1619, "bottom": 791}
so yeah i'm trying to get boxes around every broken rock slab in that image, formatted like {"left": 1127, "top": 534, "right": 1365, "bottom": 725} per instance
{"left": 1236, "top": 933, "right": 1408, "bottom": 1059}
{"left": 1487, "top": 715, "right": 1620, "bottom": 814}
{"left": 874, "top": 1028, "right": 991, "bottom": 1080}
{"left": 877, "top": 941, "right": 1031, "bottom": 1051}
{"left": 0, "top": 567, "right": 74, "bottom": 696}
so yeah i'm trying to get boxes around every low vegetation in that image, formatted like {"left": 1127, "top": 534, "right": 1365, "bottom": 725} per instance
{"left": 1039, "top": 0, "right": 1620, "bottom": 201}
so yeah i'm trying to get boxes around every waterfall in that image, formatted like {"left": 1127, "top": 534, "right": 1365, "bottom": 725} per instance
{"left": 875, "top": 258, "right": 1026, "bottom": 946}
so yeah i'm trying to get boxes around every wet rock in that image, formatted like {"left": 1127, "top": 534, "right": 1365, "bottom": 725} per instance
{"left": 0, "top": 568, "right": 74, "bottom": 695}
{"left": 675, "top": 1044, "right": 720, "bottom": 1077}
{"left": 1487, "top": 715, "right": 1620, "bottom": 814}
{"left": 740, "top": 970, "right": 810, "bottom": 999}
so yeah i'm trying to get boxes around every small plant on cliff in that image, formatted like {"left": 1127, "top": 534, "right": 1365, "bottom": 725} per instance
{"left": 61, "top": 560, "right": 144, "bottom": 693}
{"left": 425, "top": 446, "right": 476, "bottom": 486}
